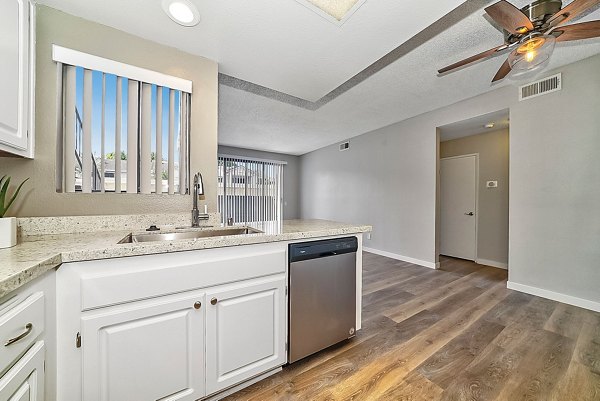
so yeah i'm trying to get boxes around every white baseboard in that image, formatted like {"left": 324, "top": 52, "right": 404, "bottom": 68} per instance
{"left": 507, "top": 281, "right": 600, "bottom": 312}
{"left": 475, "top": 258, "right": 508, "bottom": 270}
{"left": 363, "top": 247, "right": 437, "bottom": 269}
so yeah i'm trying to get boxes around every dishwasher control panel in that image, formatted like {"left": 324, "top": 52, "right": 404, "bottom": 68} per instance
{"left": 289, "top": 237, "right": 358, "bottom": 262}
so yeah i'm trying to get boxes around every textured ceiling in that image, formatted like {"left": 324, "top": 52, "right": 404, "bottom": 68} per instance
{"left": 439, "top": 109, "right": 510, "bottom": 141}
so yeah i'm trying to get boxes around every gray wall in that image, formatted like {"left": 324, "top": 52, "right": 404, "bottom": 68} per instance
{"left": 300, "top": 119, "right": 438, "bottom": 265}
{"left": 509, "top": 57, "right": 600, "bottom": 305}
{"left": 218, "top": 146, "right": 300, "bottom": 219}
{"left": 301, "top": 54, "right": 600, "bottom": 308}
{"left": 441, "top": 129, "right": 510, "bottom": 265}
{"left": 300, "top": 85, "right": 515, "bottom": 266}
{"left": 0, "top": 6, "right": 218, "bottom": 217}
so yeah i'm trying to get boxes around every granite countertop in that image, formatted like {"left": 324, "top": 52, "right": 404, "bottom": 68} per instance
{"left": 0, "top": 215, "right": 371, "bottom": 298}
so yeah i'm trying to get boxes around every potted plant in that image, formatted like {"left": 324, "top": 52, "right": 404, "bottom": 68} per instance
{"left": 0, "top": 176, "right": 28, "bottom": 248}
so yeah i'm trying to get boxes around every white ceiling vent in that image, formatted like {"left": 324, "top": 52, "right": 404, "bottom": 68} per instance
{"left": 339, "top": 141, "right": 350, "bottom": 151}
{"left": 519, "top": 73, "right": 561, "bottom": 101}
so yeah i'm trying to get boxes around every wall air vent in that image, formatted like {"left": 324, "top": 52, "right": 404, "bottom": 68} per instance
{"left": 339, "top": 141, "right": 350, "bottom": 151}
{"left": 519, "top": 73, "right": 561, "bottom": 101}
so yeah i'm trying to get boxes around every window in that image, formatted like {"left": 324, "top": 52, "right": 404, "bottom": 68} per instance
{"left": 53, "top": 45, "right": 191, "bottom": 194}
{"left": 217, "top": 155, "right": 285, "bottom": 224}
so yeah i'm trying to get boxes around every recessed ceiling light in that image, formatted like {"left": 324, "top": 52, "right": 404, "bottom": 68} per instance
{"left": 162, "top": 0, "right": 200, "bottom": 27}
{"left": 484, "top": 123, "right": 495, "bottom": 129}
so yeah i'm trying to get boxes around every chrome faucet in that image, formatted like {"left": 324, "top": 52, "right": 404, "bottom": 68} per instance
{"left": 191, "top": 172, "right": 209, "bottom": 227}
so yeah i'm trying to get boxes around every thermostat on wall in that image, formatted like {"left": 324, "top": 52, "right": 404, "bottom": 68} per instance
{"left": 486, "top": 181, "right": 498, "bottom": 188}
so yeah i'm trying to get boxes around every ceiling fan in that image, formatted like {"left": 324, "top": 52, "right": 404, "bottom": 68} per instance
{"left": 438, "top": 0, "right": 600, "bottom": 82}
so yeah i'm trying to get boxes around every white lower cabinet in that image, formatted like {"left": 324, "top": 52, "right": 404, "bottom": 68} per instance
{"left": 205, "top": 275, "right": 286, "bottom": 395}
{"left": 58, "top": 244, "right": 289, "bottom": 401}
{"left": 0, "top": 341, "right": 45, "bottom": 401}
{"left": 80, "top": 291, "right": 206, "bottom": 401}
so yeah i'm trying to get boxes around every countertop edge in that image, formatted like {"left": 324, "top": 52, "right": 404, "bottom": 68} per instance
{"left": 0, "top": 224, "right": 371, "bottom": 299}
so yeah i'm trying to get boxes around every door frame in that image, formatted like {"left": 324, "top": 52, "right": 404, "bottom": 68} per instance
{"left": 439, "top": 153, "right": 480, "bottom": 261}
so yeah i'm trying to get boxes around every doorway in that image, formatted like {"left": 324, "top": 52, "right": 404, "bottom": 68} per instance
{"left": 436, "top": 109, "right": 510, "bottom": 269}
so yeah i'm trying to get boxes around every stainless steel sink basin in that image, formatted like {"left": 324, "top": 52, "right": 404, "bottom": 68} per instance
{"left": 119, "top": 227, "right": 264, "bottom": 244}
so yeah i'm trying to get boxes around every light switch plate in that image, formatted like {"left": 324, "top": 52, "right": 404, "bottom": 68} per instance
{"left": 486, "top": 181, "right": 498, "bottom": 188}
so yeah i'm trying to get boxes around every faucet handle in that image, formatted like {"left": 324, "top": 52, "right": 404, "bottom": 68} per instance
{"left": 194, "top": 172, "right": 204, "bottom": 196}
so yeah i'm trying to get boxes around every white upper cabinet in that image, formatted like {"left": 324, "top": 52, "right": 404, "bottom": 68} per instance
{"left": 0, "top": 0, "right": 34, "bottom": 158}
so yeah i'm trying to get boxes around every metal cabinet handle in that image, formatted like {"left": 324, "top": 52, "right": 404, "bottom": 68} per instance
{"left": 5, "top": 323, "right": 33, "bottom": 346}
{"left": 465, "top": 212, "right": 474, "bottom": 216}
{"left": 194, "top": 301, "right": 202, "bottom": 310}
{"left": 211, "top": 298, "right": 218, "bottom": 305}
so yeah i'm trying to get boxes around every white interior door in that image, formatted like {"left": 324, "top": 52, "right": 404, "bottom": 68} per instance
{"left": 440, "top": 154, "right": 477, "bottom": 260}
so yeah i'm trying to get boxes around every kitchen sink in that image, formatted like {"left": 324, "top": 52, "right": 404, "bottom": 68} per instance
{"left": 119, "top": 227, "right": 264, "bottom": 244}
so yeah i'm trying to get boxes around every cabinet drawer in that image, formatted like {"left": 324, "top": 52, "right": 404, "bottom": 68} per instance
{"left": 0, "top": 293, "right": 44, "bottom": 375}
{"left": 0, "top": 341, "right": 45, "bottom": 401}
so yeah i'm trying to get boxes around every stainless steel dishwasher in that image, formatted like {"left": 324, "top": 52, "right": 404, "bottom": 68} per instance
{"left": 288, "top": 237, "right": 357, "bottom": 363}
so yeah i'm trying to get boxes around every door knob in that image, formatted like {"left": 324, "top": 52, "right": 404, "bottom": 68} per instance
{"left": 465, "top": 212, "right": 474, "bottom": 216}
{"left": 211, "top": 298, "right": 218, "bottom": 305}
{"left": 193, "top": 301, "right": 202, "bottom": 310}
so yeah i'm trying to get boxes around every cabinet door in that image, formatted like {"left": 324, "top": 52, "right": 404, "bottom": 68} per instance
{"left": 81, "top": 292, "right": 205, "bottom": 401}
{"left": 206, "top": 275, "right": 286, "bottom": 395}
{"left": 0, "top": 341, "right": 45, "bottom": 401}
{"left": 0, "top": 0, "right": 30, "bottom": 153}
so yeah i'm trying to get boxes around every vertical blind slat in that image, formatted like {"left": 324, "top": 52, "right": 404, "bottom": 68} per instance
{"left": 114, "top": 77, "right": 123, "bottom": 193}
{"left": 64, "top": 65, "right": 76, "bottom": 193}
{"left": 100, "top": 74, "right": 106, "bottom": 192}
{"left": 222, "top": 159, "right": 227, "bottom": 223}
{"left": 155, "top": 87, "right": 163, "bottom": 194}
{"left": 140, "top": 83, "right": 152, "bottom": 194}
{"left": 179, "top": 93, "right": 189, "bottom": 195}
{"left": 115, "top": 77, "right": 122, "bottom": 193}
{"left": 168, "top": 89, "right": 175, "bottom": 195}
{"left": 82, "top": 69, "right": 93, "bottom": 193}
{"left": 56, "top": 63, "right": 64, "bottom": 192}
{"left": 127, "top": 80, "right": 139, "bottom": 193}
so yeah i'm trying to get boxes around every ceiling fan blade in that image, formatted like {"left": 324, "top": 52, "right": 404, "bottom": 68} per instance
{"left": 485, "top": 1, "right": 534, "bottom": 34}
{"left": 438, "top": 44, "right": 509, "bottom": 74}
{"left": 555, "top": 20, "right": 600, "bottom": 41}
{"left": 547, "top": 0, "right": 600, "bottom": 28}
{"left": 492, "top": 58, "right": 512, "bottom": 82}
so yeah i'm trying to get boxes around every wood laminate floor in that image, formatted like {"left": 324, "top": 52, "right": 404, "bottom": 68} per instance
{"left": 222, "top": 253, "right": 600, "bottom": 401}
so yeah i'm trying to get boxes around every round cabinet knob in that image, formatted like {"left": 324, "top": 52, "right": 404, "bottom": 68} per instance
{"left": 193, "top": 301, "right": 202, "bottom": 310}
{"left": 211, "top": 298, "right": 218, "bottom": 305}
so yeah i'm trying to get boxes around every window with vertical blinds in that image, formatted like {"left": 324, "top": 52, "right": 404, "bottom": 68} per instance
{"left": 53, "top": 45, "right": 191, "bottom": 194}
{"left": 218, "top": 155, "right": 285, "bottom": 225}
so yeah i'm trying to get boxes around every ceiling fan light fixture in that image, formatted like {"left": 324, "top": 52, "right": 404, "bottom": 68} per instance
{"left": 515, "top": 26, "right": 529, "bottom": 34}
{"left": 508, "top": 33, "right": 556, "bottom": 71}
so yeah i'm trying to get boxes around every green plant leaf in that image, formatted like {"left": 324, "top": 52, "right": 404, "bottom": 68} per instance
{"left": 3, "top": 178, "right": 29, "bottom": 218}
{"left": 0, "top": 176, "right": 11, "bottom": 218}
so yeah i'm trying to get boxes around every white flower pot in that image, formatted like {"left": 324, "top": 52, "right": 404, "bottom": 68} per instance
{"left": 0, "top": 217, "right": 17, "bottom": 248}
